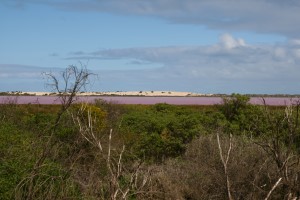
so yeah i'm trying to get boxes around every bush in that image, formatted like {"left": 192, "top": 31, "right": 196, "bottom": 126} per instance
{"left": 155, "top": 134, "right": 281, "bottom": 199}
{"left": 120, "top": 104, "right": 205, "bottom": 161}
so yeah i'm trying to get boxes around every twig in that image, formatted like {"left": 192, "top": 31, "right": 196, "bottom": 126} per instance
{"left": 264, "top": 177, "right": 282, "bottom": 200}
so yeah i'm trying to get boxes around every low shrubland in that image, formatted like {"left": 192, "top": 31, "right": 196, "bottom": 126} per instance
{"left": 1, "top": 93, "right": 300, "bottom": 199}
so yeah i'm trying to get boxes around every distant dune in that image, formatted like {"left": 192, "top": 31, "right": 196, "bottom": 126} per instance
{"left": 2, "top": 91, "right": 299, "bottom": 98}
{"left": 9, "top": 91, "right": 214, "bottom": 97}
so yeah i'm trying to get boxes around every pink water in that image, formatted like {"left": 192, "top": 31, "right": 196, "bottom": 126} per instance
{"left": 1, "top": 96, "right": 299, "bottom": 106}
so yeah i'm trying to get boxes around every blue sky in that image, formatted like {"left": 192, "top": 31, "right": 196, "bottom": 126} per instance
{"left": 1, "top": 0, "right": 300, "bottom": 94}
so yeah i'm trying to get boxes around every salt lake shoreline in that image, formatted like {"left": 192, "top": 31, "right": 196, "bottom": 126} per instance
{"left": 1, "top": 91, "right": 299, "bottom": 98}
{"left": 1, "top": 91, "right": 214, "bottom": 97}
{"left": 1, "top": 95, "right": 300, "bottom": 106}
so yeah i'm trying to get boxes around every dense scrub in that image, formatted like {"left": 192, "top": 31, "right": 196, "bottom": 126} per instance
{"left": 1, "top": 94, "right": 300, "bottom": 199}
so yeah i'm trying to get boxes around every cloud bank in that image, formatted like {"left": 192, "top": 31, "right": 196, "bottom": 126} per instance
{"left": 2, "top": 1, "right": 300, "bottom": 93}
{"left": 67, "top": 34, "right": 300, "bottom": 80}
{"left": 3, "top": 0, "right": 300, "bottom": 38}
{"left": 63, "top": 34, "right": 300, "bottom": 93}
{"left": 2, "top": 33, "right": 300, "bottom": 93}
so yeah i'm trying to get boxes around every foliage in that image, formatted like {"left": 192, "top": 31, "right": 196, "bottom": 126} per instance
{"left": 154, "top": 134, "right": 281, "bottom": 200}
{"left": 2, "top": 93, "right": 300, "bottom": 199}
{"left": 70, "top": 103, "right": 107, "bottom": 132}
{"left": 219, "top": 94, "right": 269, "bottom": 137}
{"left": 221, "top": 93, "right": 250, "bottom": 122}
{"left": 120, "top": 103, "right": 206, "bottom": 161}
{"left": 0, "top": 122, "right": 35, "bottom": 200}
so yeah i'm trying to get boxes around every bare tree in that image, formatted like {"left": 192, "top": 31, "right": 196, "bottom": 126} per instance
{"left": 43, "top": 64, "right": 94, "bottom": 127}
{"left": 15, "top": 65, "right": 94, "bottom": 200}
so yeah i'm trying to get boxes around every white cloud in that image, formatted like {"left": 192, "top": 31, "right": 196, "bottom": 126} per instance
{"left": 2, "top": 34, "right": 300, "bottom": 93}
{"left": 273, "top": 48, "right": 286, "bottom": 59}
{"left": 4, "top": 0, "right": 300, "bottom": 37}
{"left": 66, "top": 34, "right": 300, "bottom": 83}
{"left": 2, "top": 0, "right": 300, "bottom": 93}
{"left": 219, "top": 33, "right": 246, "bottom": 49}
{"left": 0, "top": 64, "right": 61, "bottom": 79}
{"left": 0, "top": 65, "right": 41, "bottom": 78}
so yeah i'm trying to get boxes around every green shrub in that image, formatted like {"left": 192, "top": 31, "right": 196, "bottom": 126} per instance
{"left": 0, "top": 122, "right": 34, "bottom": 200}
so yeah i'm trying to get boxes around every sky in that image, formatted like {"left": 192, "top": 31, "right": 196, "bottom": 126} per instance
{"left": 1, "top": 0, "right": 300, "bottom": 94}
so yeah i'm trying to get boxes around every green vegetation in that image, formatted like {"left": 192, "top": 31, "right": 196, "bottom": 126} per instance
{"left": 1, "top": 93, "right": 300, "bottom": 199}
{"left": 120, "top": 103, "right": 213, "bottom": 161}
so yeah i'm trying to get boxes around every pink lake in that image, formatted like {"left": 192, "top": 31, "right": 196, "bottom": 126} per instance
{"left": 0, "top": 96, "right": 299, "bottom": 106}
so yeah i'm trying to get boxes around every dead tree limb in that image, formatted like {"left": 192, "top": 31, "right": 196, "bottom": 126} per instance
{"left": 217, "top": 131, "right": 234, "bottom": 200}
{"left": 264, "top": 177, "right": 282, "bottom": 200}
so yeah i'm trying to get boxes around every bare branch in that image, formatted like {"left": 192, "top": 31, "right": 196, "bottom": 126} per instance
{"left": 264, "top": 177, "right": 282, "bottom": 200}
{"left": 72, "top": 105, "right": 154, "bottom": 199}
{"left": 217, "top": 131, "right": 234, "bottom": 200}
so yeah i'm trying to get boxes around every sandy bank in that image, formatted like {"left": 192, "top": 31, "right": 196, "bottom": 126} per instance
{"left": 14, "top": 91, "right": 213, "bottom": 97}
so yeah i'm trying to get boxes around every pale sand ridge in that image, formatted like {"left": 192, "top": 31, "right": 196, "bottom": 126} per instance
{"left": 16, "top": 91, "right": 213, "bottom": 97}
